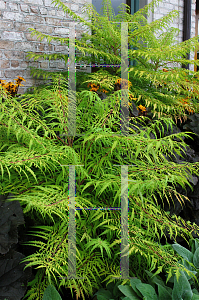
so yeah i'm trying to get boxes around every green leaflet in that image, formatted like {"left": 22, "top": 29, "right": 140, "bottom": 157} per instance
{"left": 172, "top": 243, "right": 194, "bottom": 263}
{"left": 43, "top": 285, "right": 62, "bottom": 300}
{"left": 118, "top": 285, "right": 140, "bottom": 299}
{"left": 172, "top": 270, "right": 193, "bottom": 300}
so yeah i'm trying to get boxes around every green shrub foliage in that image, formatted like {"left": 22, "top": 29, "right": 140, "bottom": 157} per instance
{"left": 1, "top": 0, "right": 199, "bottom": 299}
{"left": 26, "top": 0, "right": 199, "bottom": 120}
{"left": 1, "top": 72, "right": 199, "bottom": 299}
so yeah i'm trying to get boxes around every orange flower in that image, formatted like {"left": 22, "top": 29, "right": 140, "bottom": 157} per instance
{"left": 89, "top": 82, "right": 100, "bottom": 92}
{"left": 138, "top": 105, "right": 146, "bottom": 112}
{"left": 138, "top": 105, "right": 146, "bottom": 111}
{"left": 15, "top": 76, "right": 26, "bottom": 82}
{"left": 14, "top": 76, "right": 26, "bottom": 86}
{"left": 0, "top": 79, "right": 6, "bottom": 84}
{"left": 0, "top": 76, "right": 25, "bottom": 97}
{"left": 115, "top": 78, "right": 132, "bottom": 89}
{"left": 129, "top": 95, "right": 137, "bottom": 101}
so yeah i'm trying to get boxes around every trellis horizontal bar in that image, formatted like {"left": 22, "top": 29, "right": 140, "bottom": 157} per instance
{"left": 60, "top": 165, "right": 84, "bottom": 166}
{"left": 74, "top": 64, "right": 121, "bottom": 67}
{"left": 75, "top": 207, "right": 121, "bottom": 210}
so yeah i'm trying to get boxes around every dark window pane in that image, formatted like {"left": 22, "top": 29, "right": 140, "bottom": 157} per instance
{"left": 92, "top": 0, "right": 126, "bottom": 15}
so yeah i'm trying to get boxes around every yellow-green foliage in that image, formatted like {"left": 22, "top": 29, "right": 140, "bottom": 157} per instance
{"left": 1, "top": 73, "right": 199, "bottom": 299}
{"left": 25, "top": 0, "right": 199, "bottom": 120}
{"left": 1, "top": 0, "right": 199, "bottom": 299}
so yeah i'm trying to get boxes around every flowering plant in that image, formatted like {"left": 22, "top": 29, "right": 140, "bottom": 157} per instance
{"left": 0, "top": 76, "right": 26, "bottom": 97}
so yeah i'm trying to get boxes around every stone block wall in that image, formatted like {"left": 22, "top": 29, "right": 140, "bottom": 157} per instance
{"left": 0, "top": 0, "right": 91, "bottom": 94}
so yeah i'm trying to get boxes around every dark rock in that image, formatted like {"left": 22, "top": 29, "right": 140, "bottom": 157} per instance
{"left": 183, "top": 113, "right": 199, "bottom": 135}
{"left": 129, "top": 102, "right": 139, "bottom": 117}
{"left": 96, "top": 91, "right": 107, "bottom": 100}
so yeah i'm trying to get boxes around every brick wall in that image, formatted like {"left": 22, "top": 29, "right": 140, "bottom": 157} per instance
{"left": 0, "top": 0, "right": 91, "bottom": 94}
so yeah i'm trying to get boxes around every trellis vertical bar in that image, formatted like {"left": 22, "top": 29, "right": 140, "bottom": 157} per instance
{"left": 112, "top": 164, "right": 130, "bottom": 280}
{"left": 68, "top": 22, "right": 76, "bottom": 136}
{"left": 67, "top": 165, "right": 76, "bottom": 279}
{"left": 120, "top": 165, "right": 129, "bottom": 278}
{"left": 66, "top": 165, "right": 84, "bottom": 280}
{"left": 120, "top": 22, "right": 129, "bottom": 136}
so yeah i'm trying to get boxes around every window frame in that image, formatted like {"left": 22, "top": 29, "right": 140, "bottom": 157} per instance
{"left": 194, "top": 10, "right": 199, "bottom": 72}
